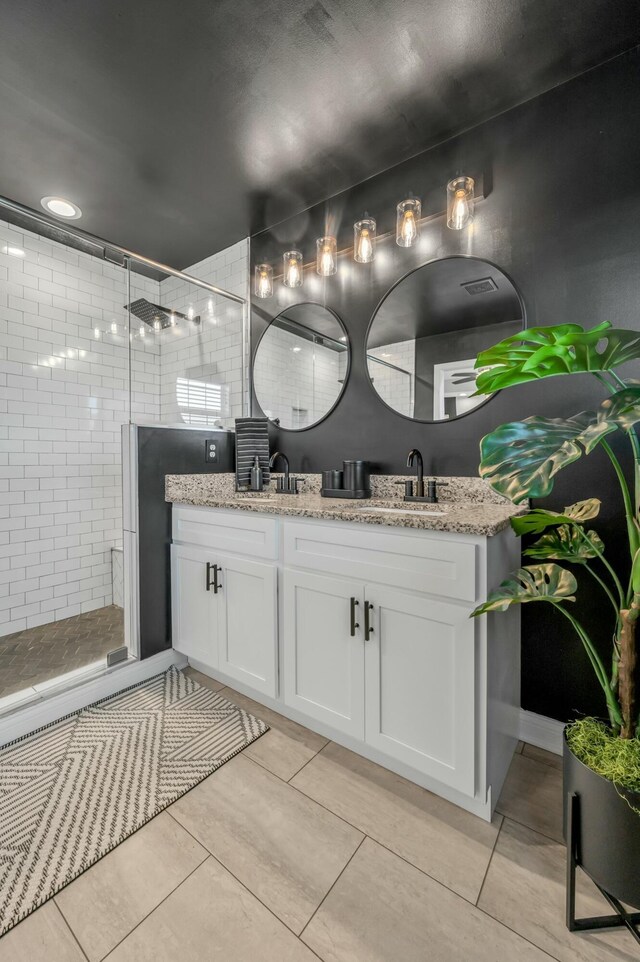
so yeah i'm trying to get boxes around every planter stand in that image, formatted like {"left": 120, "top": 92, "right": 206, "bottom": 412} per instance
{"left": 566, "top": 792, "right": 640, "bottom": 944}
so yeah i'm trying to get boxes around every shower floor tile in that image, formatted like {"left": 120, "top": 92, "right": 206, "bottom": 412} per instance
{"left": 0, "top": 606, "right": 124, "bottom": 699}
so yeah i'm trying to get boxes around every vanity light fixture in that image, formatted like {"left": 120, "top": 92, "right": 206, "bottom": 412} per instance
{"left": 396, "top": 198, "right": 421, "bottom": 247}
{"left": 316, "top": 236, "right": 337, "bottom": 276}
{"left": 40, "top": 196, "right": 82, "bottom": 220}
{"left": 447, "top": 176, "right": 475, "bottom": 230}
{"left": 354, "top": 215, "right": 376, "bottom": 263}
{"left": 255, "top": 263, "right": 273, "bottom": 298}
{"left": 283, "top": 250, "right": 303, "bottom": 288}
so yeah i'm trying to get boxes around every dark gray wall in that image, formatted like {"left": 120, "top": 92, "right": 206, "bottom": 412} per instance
{"left": 250, "top": 49, "right": 640, "bottom": 723}
{"left": 137, "top": 427, "right": 235, "bottom": 660}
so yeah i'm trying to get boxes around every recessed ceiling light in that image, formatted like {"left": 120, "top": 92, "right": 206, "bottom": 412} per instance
{"left": 40, "top": 196, "right": 82, "bottom": 219}
{"left": 2, "top": 244, "right": 25, "bottom": 257}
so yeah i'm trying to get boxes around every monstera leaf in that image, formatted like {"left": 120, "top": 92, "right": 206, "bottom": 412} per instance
{"left": 511, "top": 499, "right": 601, "bottom": 536}
{"left": 593, "top": 387, "right": 640, "bottom": 434}
{"left": 474, "top": 322, "right": 640, "bottom": 395}
{"left": 471, "top": 564, "right": 577, "bottom": 616}
{"left": 524, "top": 524, "right": 604, "bottom": 562}
{"left": 479, "top": 414, "right": 598, "bottom": 502}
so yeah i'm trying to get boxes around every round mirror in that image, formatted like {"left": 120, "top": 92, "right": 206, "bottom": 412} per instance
{"left": 366, "top": 257, "right": 525, "bottom": 422}
{"left": 253, "top": 303, "right": 349, "bottom": 430}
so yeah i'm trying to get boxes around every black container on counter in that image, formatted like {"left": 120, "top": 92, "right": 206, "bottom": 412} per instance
{"left": 321, "top": 460, "right": 371, "bottom": 499}
{"left": 343, "top": 460, "right": 370, "bottom": 492}
{"left": 330, "top": 469, "right": 344, "bottom": 489}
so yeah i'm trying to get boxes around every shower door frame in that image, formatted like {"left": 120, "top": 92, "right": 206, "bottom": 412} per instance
{"left": 0, "top": 195, "right": 249, "bottom": 698}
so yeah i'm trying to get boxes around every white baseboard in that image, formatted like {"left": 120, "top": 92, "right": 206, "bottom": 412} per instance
{"left": 518, "top": 709, "right": 564, "bottom": 755}
{"left": 0, "top": 649, "right": 187, "bottom": 747}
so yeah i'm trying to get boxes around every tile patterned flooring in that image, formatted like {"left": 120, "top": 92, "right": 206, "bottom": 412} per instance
{"left": 1, "top": 667, "right": 637, "bottom": 961}
{"left": 0, "top": 606, "right": 124, "bottom": 698}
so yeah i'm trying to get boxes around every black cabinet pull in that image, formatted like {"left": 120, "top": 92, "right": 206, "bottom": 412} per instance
{"left": 350, "top": 597, "right": 360, "bottom": 636}
{"left": 364, "top": 600, "right": 374, "bottom": 641}
{"left": 206, "top": 562, "right": 222, "bottom": 593}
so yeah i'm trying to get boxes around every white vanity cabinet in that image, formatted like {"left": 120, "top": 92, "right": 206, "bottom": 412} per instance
{"left": 171, "top": 507, "right": 278, "bottom": 697}
{"left": 170, "top": 503, "right": 520, "bottom": 821}
{"left": 282, "top": 569, "right": 366, "bottom": 739}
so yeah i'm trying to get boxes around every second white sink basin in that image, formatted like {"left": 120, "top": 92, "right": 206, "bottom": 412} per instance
{"left": 356, "top": 504, "right": 447, "bottom": 517}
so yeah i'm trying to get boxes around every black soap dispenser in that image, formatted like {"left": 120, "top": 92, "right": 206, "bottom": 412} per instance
{"left": 250, "top": 456, "right": 263, "bottom": 491}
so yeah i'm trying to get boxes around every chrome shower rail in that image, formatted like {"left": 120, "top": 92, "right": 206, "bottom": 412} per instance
{"left": 0, "top": 194, "right": 246, "bottom": 305}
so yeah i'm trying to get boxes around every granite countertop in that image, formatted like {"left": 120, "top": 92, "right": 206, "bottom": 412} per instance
{"left": 165, "top": 474, "right": 525, "bottom": 537}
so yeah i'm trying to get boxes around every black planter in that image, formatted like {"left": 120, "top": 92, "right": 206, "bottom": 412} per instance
{"left": 563, "top": 730, "right": 640, "bottom": 909}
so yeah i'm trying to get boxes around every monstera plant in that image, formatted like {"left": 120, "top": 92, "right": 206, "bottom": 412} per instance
{"left": 472, "top": 321, "right": 640, "bottom": 741}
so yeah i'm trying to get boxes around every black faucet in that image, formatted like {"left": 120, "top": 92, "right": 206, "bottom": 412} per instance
{"left": 269, "top": 451, "right": 300, "bottom": 494}
{"left": 407, "top": 449, "right": 424, "bottom": 498}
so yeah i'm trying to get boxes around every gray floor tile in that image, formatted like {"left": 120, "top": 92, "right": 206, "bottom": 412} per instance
{"left": 170, "top": 753, "right": 363, "bottom": 934}
{"left": 0, "top": 903, "right": 85, "bottom": 962}
{"left": 522, "top": 742, "right": 563, "bottom": 770}
{"left": 182, "top": 666, "right": 226, "bottom": 692}
{"left": 291, "top": 740, "right": 500, "bottom": 903}
{"left": 302, "top": 837, "right": 554, "bottom": 962}
{"left": 478, "top": 818, "right": 640, "bottom": 961}
{"left": 496, "top": 752, "right": 563, "bottom": 841}
{"left": 220, "top": 685, "right": 328, "bottom": 780}
{"left": 55, "top": 811, "right": 207, "bottom": 962}
{"left": 106, "top": 856, "right": 319, "bottom": 961}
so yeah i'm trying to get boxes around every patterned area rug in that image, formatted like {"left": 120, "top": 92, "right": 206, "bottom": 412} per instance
{"left": 0, "top": 667, "right": 268, "bottom": 936}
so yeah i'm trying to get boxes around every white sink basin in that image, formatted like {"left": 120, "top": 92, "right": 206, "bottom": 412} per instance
{"left": 224, "top": 496, "right": 281, "bottom": 504}
{"left": 356, "top": 504, "right": 447, "bottom": 517}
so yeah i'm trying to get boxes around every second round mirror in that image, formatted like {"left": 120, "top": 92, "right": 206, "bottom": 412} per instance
{"left": 366, "top": 256, "right": 525, "bottom": 422}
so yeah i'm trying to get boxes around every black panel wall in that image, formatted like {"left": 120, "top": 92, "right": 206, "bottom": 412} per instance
{"left": 137, "top": 427, "right": 235, "bottom": 660}
{"left": 250, "top": 49, "right": 640, "bottom": 723}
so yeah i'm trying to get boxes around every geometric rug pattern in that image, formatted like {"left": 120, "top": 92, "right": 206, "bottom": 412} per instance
{"left": 0, "top": 667, "right": 268, "bottom": 936}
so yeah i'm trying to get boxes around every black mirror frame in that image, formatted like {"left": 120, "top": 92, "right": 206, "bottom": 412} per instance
{"left": 252, "top": 301, "right": 351, "bottom": 432}
{"left": 364, "top": 254, "right": 527, "bottom": 425}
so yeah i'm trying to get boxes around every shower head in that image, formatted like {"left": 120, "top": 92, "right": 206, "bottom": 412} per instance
{"left": 124, "top": 298, "right": 200, "bottom": 329}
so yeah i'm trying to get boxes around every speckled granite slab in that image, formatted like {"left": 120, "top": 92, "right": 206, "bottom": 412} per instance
{"left": 165, "top": 473, "right": 524, "bottom": 536}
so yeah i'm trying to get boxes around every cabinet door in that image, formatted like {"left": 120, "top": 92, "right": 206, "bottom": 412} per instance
{"left": 283, "top": 569, "right": 364, "bottom": 738}
{"left": 364, "top": 585, "right": 475, "bottom": 796}
{"left": 217, "top": 555, "right": 278, "bottom": 697}
{"left": 171, "top": 543, "right": 219, "bottom": 665}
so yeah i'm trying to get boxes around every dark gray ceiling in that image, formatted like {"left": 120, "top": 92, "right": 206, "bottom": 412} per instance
{"left": 1, "top": 0, "right": 638, "bottom": 268}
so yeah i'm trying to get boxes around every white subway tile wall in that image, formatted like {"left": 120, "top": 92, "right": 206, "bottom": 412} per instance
{"left": 0, "top": 221, "right": 248, "bottom": 638}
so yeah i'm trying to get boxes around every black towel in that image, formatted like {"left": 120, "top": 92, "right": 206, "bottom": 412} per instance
{"left": 235, "top": 417, "right": 271, "bottom": 489}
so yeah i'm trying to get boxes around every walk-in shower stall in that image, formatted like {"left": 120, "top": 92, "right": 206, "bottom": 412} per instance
{"left": 0, "top": 198, "right": 246, "bottom": 709}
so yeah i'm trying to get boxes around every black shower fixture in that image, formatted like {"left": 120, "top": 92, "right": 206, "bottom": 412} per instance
{"left": 124, "top": 298, "right": 201, "bottom": 329}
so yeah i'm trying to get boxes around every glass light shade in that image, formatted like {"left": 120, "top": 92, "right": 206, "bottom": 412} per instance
{"left": 396, "top": 198, "right": 421, "bottom": 247}
{"left": 283, "top": 250, "right": 303, "bottom": 288}
{"left": 447, "top": 176, "right": 475, "bottom": 230}
{"left": 316, "top": 236, "right": 337, "bottom": 276}
{"left": 255, "top": 263, "right": 273, "bottom": 298}
{"left": 354, "top": 217, "right": 376, "bottom": 263}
